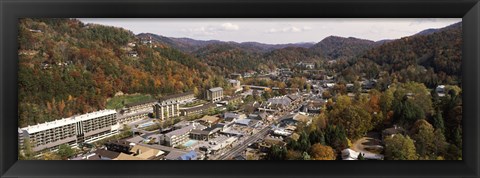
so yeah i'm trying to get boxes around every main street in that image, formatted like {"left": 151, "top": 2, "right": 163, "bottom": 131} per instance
{"left": 215, "top": 109, "right": 296, "bottom": 160}
{"left": 216, "top": 124, "right": 272, "bottom": 160}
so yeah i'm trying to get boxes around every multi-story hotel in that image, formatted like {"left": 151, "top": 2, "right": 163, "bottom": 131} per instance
{"left": 206, "top": 87, "right": 223, "bottom": 103}
{"left": 153, "top": 101, "right": 180, "bottom": 120}
{"left": 18, "top": 109, "right": 119, "bottom": 152}
{"left": 159, "top": 91, "right": 195, "bottom": 104}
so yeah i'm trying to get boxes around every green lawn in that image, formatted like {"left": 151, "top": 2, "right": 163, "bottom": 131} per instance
{"left": 106, "top": 94, "right": 154, "bottom": 110}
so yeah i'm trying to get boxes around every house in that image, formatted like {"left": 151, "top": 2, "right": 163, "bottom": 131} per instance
{"left": 382, "top": 125, "right": 406, "bottom": 140}
{"left": 165, "top": 150, "right": 197, "bottom": 160}
{"left": 230, "top": 73, "right": 243, "bottom": 79}
{"left": 436, "top": 85, "right": 446, "bottom": 97}
{"left": 342, "top": 148, "right": 360, "bottom": 160}
{"left": 128, "top": 51, "right": 138, "bottom": 57}
{"left": 198, "top": 115, "right": 221, "bottom": 127}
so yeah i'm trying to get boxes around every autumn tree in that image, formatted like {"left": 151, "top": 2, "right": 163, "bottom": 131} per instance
{"left": 309, "top": 143, "right": 336, "bottom": 160}
{"left": 384, "top": 134, "right": 418, "bottom": 160}
{"left": 266, "top": 145, "right": 287, "bottom": 160}
{"left": 57, "top": 144, "right": 76, "bottom": 160}
{"left": 329, "top": 95, "right": 373, "bottom": 140}
{"left": 410, "top": 119, "right": 436, "bottom": 159}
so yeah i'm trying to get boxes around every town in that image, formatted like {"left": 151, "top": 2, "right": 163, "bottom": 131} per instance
{"left": 17, "top": 18, "right": 463, "bottom": 161}
{"left": 18, "top": 62, "right": 452, "bottom": 160}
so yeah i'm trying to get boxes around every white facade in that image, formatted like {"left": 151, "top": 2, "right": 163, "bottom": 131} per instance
{"left": 19, "top": 109, "right": 119, "bottom": 152}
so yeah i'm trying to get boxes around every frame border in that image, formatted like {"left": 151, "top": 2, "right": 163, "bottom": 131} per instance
{"left": 1, "top": 0, "right": 479, "bottom": 178}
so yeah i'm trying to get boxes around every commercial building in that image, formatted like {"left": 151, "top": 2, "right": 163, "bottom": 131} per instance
{"left": 160, "top": 124, "right": 199, "bottom": 147}
{"left": 117, "top": 110, "right": 150, "bottom": 125}
{"left": 153, "top": 101, "right": 180, "bottom": 120}
{"left": 124, "top": 99, "right": 157, "bottom": 113}
{"left": 159, "top": 91, "right": 195, "bottom": 104}
{"left": 206, "top": 87, "right": 224, "bottom": 103}
{"left": 19, "top": 109, "right": 119, "bottom": 152}
{"left": 180, "top": 103, "right": 216, "bottom": 117}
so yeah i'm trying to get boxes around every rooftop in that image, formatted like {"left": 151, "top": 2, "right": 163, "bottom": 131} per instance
{"left": 181, "top": 103, "right": 216, "bottom": 112}
{"left": 209, "top": 87, "right": 223, "bottom": 92}
{"left": 165, "top": 124, "right": 195, "bottom": 138}
{"left": 20, "top": 109, "right": 117, "bottom": 134}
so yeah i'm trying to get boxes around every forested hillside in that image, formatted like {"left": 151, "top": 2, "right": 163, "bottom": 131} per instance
{"left": 331, "top": 22, "right": 462, "bottom": 88}
{"left": 18, "top": 18, "right": 224, "bottom": 127}
{"left": 309, "top": 36, "right": 377, "bottom": 60}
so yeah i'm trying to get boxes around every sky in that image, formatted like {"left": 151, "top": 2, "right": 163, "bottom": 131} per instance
{"left": 78, "top": 18, "right": 461, "bottom": 44}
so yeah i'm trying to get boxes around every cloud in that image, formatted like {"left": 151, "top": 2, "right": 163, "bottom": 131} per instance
{"left": 266, "top": 26, "right": 312, "bottom": 33}
{"left": 221, "top": 23, "right": 240, "bottom": 31}
{"left": 181, "top": 23, "right": 239, "bottom": 36}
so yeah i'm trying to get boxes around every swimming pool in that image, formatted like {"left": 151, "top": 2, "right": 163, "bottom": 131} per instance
{"left": 183, "top": 140, "right": 197, "bottom": 147}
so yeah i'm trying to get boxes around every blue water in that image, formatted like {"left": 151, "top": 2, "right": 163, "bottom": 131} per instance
{"left": 183, "top": 140, "right": 197, "bottom": 147}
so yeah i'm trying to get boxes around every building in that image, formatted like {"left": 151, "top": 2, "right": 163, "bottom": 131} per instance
{"left": 159, "top": 91, "right": 195, "bottom": 104}
{"left": 197, "top": 115, "right": 221, "bottom": 127}
{"left": 124, "top": 98, "right": 157, "bottom": 113}
{"left": 206, "top": 87, "right": 224, "bottom": 103}
{"left": 258, "top": 96, "right": 293, "bottom": 112}
{"left": 180, "top": 103, "right": 216, "bottom": 117}
{"left": 160, "top": 124, "right": 197, "bottom": 147}
{"left": 436, "top": 85, "right": 446, "bottom": 97}
{"left": 382, "top": 125, "right": 406, "bottom": 140}
{"left": 223, "top": 95, "right": 243, "bottom": 105}
{"left": 165, "top": 150, "right": 197, "bottom": 160}
{"left": 19, "top": 109, "right": 119, "bottom": 152}
{"left": 189, "top": 129, "right": 212, "bottom": 141}
{"left": 117, "top": 110, "right": 149, "bottom": 125}
{"left": 230, "top": 73, "right": 242, "bottom": 79}
{"left": 153, "top": 101, "right": 180, "bottom": 120}
{"left": 228, "top": 79, "right": 241, "bottom": 90}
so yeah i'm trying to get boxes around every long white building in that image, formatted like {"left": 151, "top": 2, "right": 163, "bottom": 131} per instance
{"left": 19, "top": 109, "right": 119, "bottom": 152}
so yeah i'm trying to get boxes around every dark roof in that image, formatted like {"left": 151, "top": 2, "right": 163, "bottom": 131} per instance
{"left": 190, "top": 129, "right": 211, "bottom": 135}
{"left": 125, "top": 98, "right": 158, "bottom": 108}
{"left": 106, "top": 140, "right": 131, "bottom": 147}
{"left": 209, "top": 87, "right": 223, "bottom": 92}
{"left": 382, "top": 127, "right": 406, "bottom": 135}
{"left": 93, "top": 149, "right": 121, "bottom": 159}
{"left": 159, "top": 91, "right": 194, "bottom": 101}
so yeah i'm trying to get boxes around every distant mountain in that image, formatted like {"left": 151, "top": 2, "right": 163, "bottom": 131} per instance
{"left": 309, "top": 36, "right": 377, "bottom": 60}
{"left": 414, "top": 21, "right": 462, "bottom": 36}
{"left": 137, "top": 33, "right": 315, "bottom": 53}
{"left": 239, "top": 41, "right": 315, "bottom": 52}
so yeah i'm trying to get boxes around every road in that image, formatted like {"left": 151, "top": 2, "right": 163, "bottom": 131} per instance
{"left": 351, "top": 137, "right": 384, "bottom": 160}
{"left": 215, "top": 112, "right": 294, "bottom": 160}
{"left": 216, "top": 125, "right": 271, "bottom": 160}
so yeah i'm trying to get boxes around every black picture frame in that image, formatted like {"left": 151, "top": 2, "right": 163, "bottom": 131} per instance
{"left": 1, "top": 0, "right": 479, "bottom": 178}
